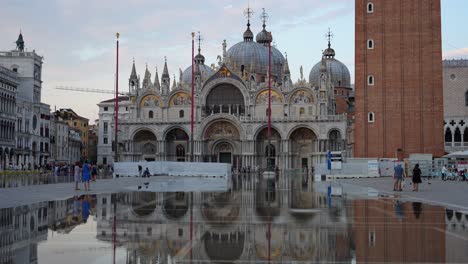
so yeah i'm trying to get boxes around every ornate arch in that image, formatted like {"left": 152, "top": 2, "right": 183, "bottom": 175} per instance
{"left": 168, "top": 91, "right": 191, "bottom": 107}
{"left": 200, "top": 78, "right": 250, "bottom": 106}
{"left": 203, "top": 121, "right": 240, "bottom": 141}
{"left": 130, "top": 127, "right": 158, "bottom": 140}
{"left": 287, "top": 88, "right": 315, "bottom": 104}
{"left": 287, "top": 125, "right": 319, "bottom": 139}
{"left": 139, "top": 93, "right": 161, "bottom": 108}
{"left": 162, "top": 125, "right": 190, "bottom": 140}
{"left": 197, "top": 114, "right": 245, "bottom": 140}
{"left": 255, "top": 89, "right": 284, "bottom": 104}
{"left": 253, "top": 125, "right": 284, "bottom": 140}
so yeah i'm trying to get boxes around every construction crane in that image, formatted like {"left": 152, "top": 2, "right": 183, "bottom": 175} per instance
{"left": 55, "top": 85, "right": 129, "bottom": 96}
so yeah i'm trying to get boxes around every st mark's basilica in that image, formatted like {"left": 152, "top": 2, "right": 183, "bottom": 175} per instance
{"left": 97, "top": 9, "right": 353, "bottom": 171}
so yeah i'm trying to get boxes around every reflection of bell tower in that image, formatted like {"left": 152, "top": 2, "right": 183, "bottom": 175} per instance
{"left": 161, "top": 57, "right": 170, "bottom": 96}
{"left": 129, "top": 59, "right": 140, "bottom": 96}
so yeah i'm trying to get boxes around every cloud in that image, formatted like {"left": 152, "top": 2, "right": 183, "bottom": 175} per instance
{"left": 73, "top": 45, "right": 111, "bottom": 61}
{"left": 444, "top": 47, "right": 468, "bottom": 58}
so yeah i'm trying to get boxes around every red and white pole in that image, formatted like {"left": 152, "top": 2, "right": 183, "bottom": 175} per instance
{"left": 191, "top": 32, "right": 195, "bottom": 162}
{"left": 114, "top": 33, "right": 120, "bottom": 163}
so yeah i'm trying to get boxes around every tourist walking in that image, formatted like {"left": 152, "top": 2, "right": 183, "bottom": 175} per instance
{"left": 74, "top": 161, "right": 81, "bottom": 191}
{"left": 393, "top": 163, "right": 405, "bottom": 191}
{"left": 91, "top": 164, "right": 98, "bottom": 181}
{"left": 412, "top": 164, "right": 422, "bottom": 192}
{"left": 441, "top": 165, "right": 447, "bottom": 181}
{"left": 82, "top": 160, "right": 91, "bottom": 191}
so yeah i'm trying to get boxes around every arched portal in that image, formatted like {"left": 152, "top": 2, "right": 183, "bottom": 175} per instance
{"left": 165, "top": 128, "right": 189, "bottom": 161}
{"left": 289, "top": 127, "right": 318, "bottom": 170}
{"left": 255, "top": 127, "right": 281, "bottom": 169}
{"left": 328, "top": 129, "right": 342, "bottom": 151}
{"left": 445, "top": 127, "right": 452, "bottom": 145}
{"left": 163, "top": 192, "right": 188, "bottom": 219}
{"left": 454, "top": 127, "right": 462, "bottom": 145}
{"left": 133, "top": 130, "right": 157, "bottom": 161}
{"left": 205, "top": 84, "right": 245, "bottom": 116}
{"left": 203, "top": 120, "right": 240, "bottom": 167}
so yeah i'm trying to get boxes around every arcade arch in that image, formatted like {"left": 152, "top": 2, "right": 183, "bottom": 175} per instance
{"left": 133, "top": 129, "right": 157, "bottom": 161}
{"left": 165, "top": 127, "right": 189, "bottom": 161}
{"left": 204, "top": 83, "right": 245, "bottom": 116}
{"left": 289, "top": 127, "right": 318, "bottom": 170}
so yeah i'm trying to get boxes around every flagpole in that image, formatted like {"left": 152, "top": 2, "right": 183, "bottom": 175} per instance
{"left": 267, "top": 33, "right": 272, "bottom": 171}
{"left": 191, "top": 32, "right": 195, "bottom": 162}
{"left": 114, "top": 33, "right": 119, "bottom": 164}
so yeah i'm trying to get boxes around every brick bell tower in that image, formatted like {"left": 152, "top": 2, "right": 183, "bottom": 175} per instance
{"left": 354, "top": 0, "right": 444, "bottom": 158}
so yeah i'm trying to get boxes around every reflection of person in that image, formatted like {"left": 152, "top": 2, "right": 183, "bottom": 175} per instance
{"left": 412, "top": 164, "right": 422, "bottom": 192}
{"left": 72, "top": 196, "right": 80, "bottom": 222}
{"left": 81, "top": 196, "right": 91, "bottom": 223}
{"left": 138, "top": 165, "right": 142, "bottom": 177}
{"left": 393, "top": 163, "right": 405, "bottom": 191}
{"left": 412, "top": 202, "right": 422, "bottom": 219}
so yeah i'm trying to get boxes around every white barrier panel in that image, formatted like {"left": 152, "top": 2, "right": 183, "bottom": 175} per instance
{"left": 114, "top": 161, "right": 231, "bottom": 178}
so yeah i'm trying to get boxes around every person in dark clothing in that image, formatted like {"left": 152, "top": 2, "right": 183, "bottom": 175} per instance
{"left": 412, "top": 164, "right": 422, "bottom": 192}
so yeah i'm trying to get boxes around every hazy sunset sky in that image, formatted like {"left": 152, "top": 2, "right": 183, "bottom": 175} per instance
{"left": 0, "top": 0, "right": 466, "bottom": 122}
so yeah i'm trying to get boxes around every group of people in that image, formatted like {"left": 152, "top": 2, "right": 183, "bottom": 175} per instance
{"left": 74, "top": 161, "right": 99, "bottom": 191}
{"left": 393, "top": 163, "right": 423, "bottom": 192}
{"left": 441, "top": 165, "right": 467, "bottom": 181}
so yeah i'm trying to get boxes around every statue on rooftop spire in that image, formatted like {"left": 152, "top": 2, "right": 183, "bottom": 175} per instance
{"left": 16, "top": 31, "right": 24, "bottom": 52}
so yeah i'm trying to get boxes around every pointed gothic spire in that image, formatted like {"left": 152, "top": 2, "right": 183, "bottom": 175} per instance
{"left": 16, "top": 30, "right": 25, "bottom": 51}
{"left": 283, "top": 52, "right": 290, "bottom": 74}
{"left": 142, "top": 63, "right": 152, "bottom": 89}
{"left": 153, "top": 67, "right": 160, "bottom": 90}
{"left": 130, "top": 58, "right": 137, "bottom": 79}
{"left": 172, "top": 74, "right": 177, "bottom": 90}
{"left": 162, "top": 56, "right": 169, "bottom": 77}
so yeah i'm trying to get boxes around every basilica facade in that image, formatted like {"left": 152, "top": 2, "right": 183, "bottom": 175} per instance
{"left": 97, "top": 14, "right": 352, "bottom": 171}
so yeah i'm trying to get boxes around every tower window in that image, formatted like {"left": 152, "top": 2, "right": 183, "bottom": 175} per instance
{"left": 368, "top": 75, "right": 375, "bottom": 85}
{"left": 179, "top": 110, "right": 184, "bottom": 118}
{"left": 465, "top": 90, "right": 468, "bottom": 106}
{"left": 367, "top": 39, "right": 374, "bottom": 49}
{"left": 148, "top": 110, "right": 154, "bottom": 119}
{"left": 367, "top": 2, "right": 374, "bottom": 13}
{"left": 368, "top": 112, "right": 375, "bottom": 123}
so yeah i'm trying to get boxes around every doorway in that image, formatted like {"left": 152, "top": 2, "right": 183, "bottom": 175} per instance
{"left": 219, "top": 152, "right": 232, "bottom": 164}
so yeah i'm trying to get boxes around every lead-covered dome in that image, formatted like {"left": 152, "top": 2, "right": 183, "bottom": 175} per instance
{"left": 182, "top": 64, "right": 213, "bottom": 84}
{"left": 309, "top": 46, "right": 350, "bottom": 88}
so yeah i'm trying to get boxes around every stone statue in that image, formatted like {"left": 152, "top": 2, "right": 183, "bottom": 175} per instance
{"left": 300, "top": 66, "right": 304, "bottom": 81}
{"left": 222, "top": 40, "right": 227, "bottom": 61}
{"left": 179, "top": 68, "right": 183, "bottom": 83}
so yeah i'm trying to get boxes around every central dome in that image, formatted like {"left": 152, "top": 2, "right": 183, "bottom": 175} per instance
{"left": 182, "top": 64, "right": 213, "bottom": 84}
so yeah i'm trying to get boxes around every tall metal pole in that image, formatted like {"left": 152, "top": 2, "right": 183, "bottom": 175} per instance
{"left": 191, "top": 32, "right": 195, "bottom": 162}
{"left": 267, "top": 34, "right": 272, "bottom": 171}
{"left": 114, "top": 33, "right": 120, "bottom": 163}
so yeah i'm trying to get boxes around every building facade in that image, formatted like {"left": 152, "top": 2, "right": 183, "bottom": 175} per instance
{"left": 0, "top": 32, "right": 51, "bottom": 168}
{"left": 88, "top": 124, "right": 98, "bottom": 164}
{"left": 354, "top": 0, "right": 444, "bottom": 158}
{"left": 443, "top": 59, "right": 468, "bottom": 153}
{"left": 97, "top": 13, "right": 351, "bottom": 170}
{"left": 0, "top": 65, "right": 18, "bottom": 169}
{"left": 56, "top": 108, "right": 89, "bottom": 161}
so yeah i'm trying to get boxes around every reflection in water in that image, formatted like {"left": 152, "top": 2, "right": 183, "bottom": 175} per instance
{"left": 1, "top": 177, "right": 468, "bottom": 263}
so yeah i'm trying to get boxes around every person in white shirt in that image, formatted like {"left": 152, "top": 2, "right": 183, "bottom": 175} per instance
{"left": 441, "top": 165, "right": 447, "bottom": 181}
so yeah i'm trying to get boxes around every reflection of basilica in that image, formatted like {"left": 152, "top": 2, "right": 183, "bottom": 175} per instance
{"left": 97, "top": 7, "right": 352, "bottom": 170}
{"left": 95, "top": 178, "right": 353, "bottom": 263}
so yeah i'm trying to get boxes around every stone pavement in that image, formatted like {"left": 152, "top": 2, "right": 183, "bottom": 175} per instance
{"left": 0, "top": 176, "right": 227, "bottom": 209}
{"left": 337, "top": 177, "right": 468, "bottom": 211}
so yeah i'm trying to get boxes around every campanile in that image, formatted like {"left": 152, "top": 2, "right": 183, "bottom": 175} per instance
{"left": 354, "top": 0, "right": 444, "bottom": 158}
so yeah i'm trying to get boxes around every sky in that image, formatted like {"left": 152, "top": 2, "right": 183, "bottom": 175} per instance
{"left": 1, "top": 0, "right": 467, "bottom": 123}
